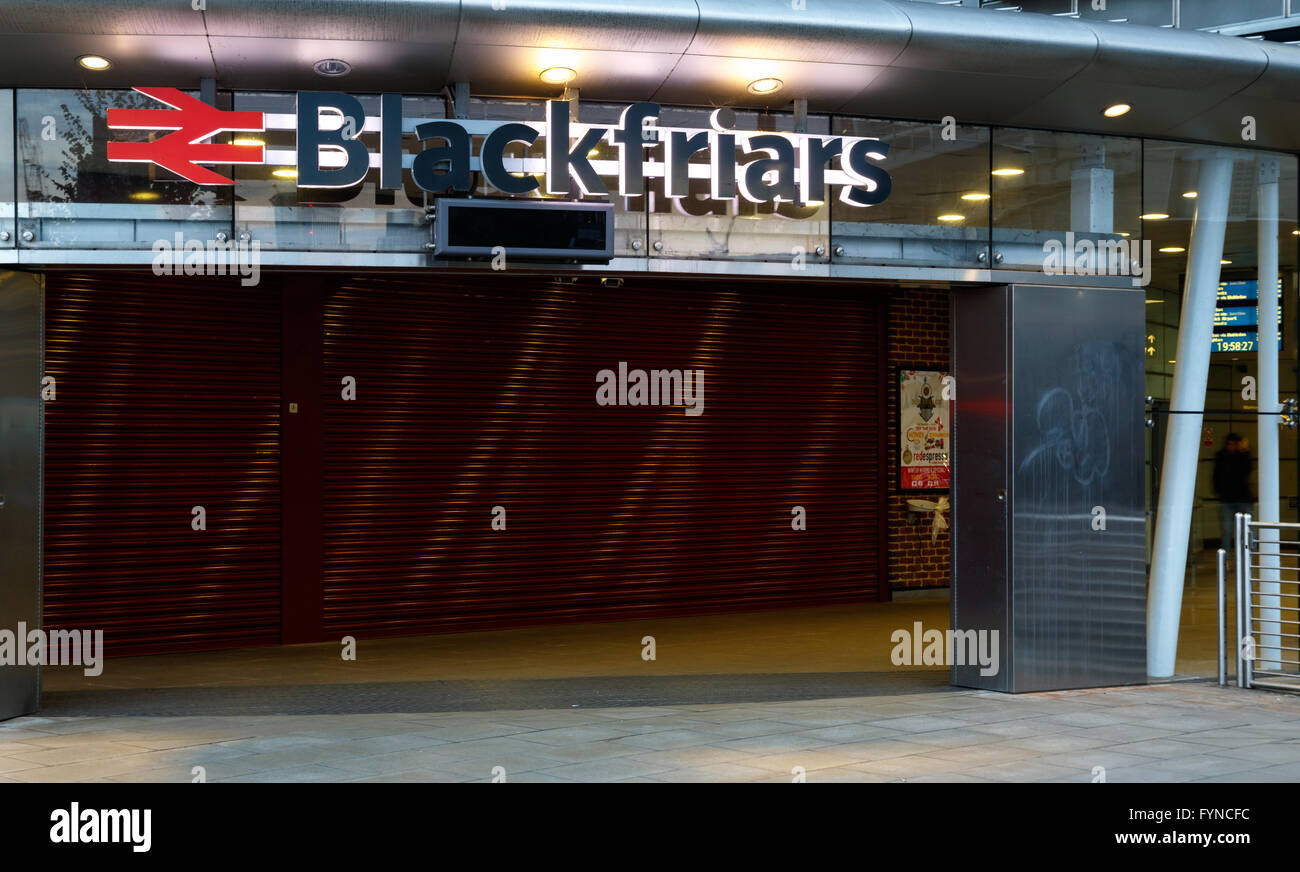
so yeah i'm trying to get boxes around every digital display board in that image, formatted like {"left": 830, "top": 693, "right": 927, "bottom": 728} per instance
{"left": 1212, "top": 278, "right": 1283, "bottom": 354}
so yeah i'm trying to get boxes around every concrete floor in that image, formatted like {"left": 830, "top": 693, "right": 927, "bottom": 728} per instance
{"left": 9, "top": 554, "right": 1296, "bottom": 783}
{"left": 7, "top": 681, "right": 1300, "bottom": 783}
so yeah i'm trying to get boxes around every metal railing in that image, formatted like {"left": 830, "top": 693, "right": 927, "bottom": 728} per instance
{"left": 1220, "top": 513, "right": 1300, "bottom": 692}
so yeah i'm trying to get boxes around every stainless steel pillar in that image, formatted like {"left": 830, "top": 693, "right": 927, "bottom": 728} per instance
{"left": 1148, "top": 154, "right": 1235, "bottom": 678}
{"left": 952, "top": 283, "right": 1147, "bottom": 692}
{"left": 0, "top": 270, "right": 42, "bottom": 721}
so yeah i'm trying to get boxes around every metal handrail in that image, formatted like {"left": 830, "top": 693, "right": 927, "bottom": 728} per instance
{"left": 1224, "top": 513, "right": 1300, "bottom": 692}
{"left": 1217, "top": 547, "right": 1227, "bottom": 686}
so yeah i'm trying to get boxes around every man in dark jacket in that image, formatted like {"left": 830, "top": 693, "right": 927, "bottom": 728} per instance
{"left": 1214, "top": 433, "right": 1254, "bottom": 548}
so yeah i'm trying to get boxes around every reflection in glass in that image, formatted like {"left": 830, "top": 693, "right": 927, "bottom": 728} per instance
{"left": 831, "top": 119, "right": 990, "bottom": 268}
{"left": 17, "top": 88, "right": 231, "bottom": 249}
{"left": 648, "top": 107, "right": 828, "bottom": 263}
{"left": 991, "top": 129, "right": 1140, "bottom": 272}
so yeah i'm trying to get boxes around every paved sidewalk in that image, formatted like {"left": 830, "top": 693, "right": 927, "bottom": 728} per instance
{"left": 4, "top": 681, "right": 1300, "bottom": 783}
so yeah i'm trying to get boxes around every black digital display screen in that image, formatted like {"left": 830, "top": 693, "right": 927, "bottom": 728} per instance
{"left": 437, "top": 200, "right": 613, "bottom": 259}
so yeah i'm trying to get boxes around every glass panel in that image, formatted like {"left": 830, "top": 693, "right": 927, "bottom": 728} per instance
{"left": 460, "top": 98, "right": 643, "bottom": 260}
{"left": 1142, "top": 143, "right": 1297, "bottom": 328}
{"left": 1180, "top": 0, "right": 1283, "bottom": 29}
{"left": 1078, "top": 0, "right": 1176, "bottom": 27}
{"left": 648, "top": 107, "right": 828, "bottom": 264}
{"left": 991, "top": 128, "right": 1141, "bottom": 273}
{"left": 0, "top": 90, "right": 13, "bottom": 249}
{"left": 1143, "top": 143, "right": 1300, "bottom": 543}
{"left": 17, "top": 88, "right": 231, "bottom": 249}
{"left": 831, "top": 118, "right": 989, "bottom": 269}
{"left": 233, "top": 92, "right": 440, "bottom": 252}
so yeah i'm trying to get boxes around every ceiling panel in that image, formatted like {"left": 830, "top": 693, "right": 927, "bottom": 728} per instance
{"left": 209, "top": 37, "right": 457, "bottom": 92}
{"left": 447, "top": 44, "right": 679, "bottom": 102}
{"left": 0, "top": 34, "right": 214, "bottom": 87}
{"left": 457, "top": 0, "right": 698, "bottom": 53}
{"left": 202, "top": 0, "right": 461, "bottom": 41}
{"left": 687, "top": 0, "right": 910, "bottom": 66}
{"left": 889, "top": 1, "right": 1097, "bottom": 78}
{"left": 655, "top": 55, "right": 890, "bottom": 111}
{"left": 0, "top": 0, "right": 207, "bottom": 36}
{"left": 1012, "top": 23, "right": 1269, "bottom": 142}
{"left": 1167, "top": 43, "right": 1300, "bottom": 151}
{"left": 836, "top": 66, "right": 1066, "bottom": 123}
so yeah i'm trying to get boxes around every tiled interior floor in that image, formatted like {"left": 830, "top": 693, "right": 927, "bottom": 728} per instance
{"left": 11, "top": 554, "right": 1296, "bottom": 783}
{"left": 41, "top": 550, "right": 1239, "bottom": 695}
{"left": 44, "top": 600, "right": 954, "bottom": 692}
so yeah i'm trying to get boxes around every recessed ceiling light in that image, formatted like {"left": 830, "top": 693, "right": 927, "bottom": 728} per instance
{"left": 991, "top": 168, "right": 1024, "bottom": 177}
{"left": 1141, "top": 212, "right": 1170, "bottom": 220}
{"left": 313, "top": 59, "right": 351, "bottom": 77}
{"left": 960, "top": 192, "right": 990, "bottom": 201}
{"left": 1103, "top": 103, "right": 1131, "bottom": 118}
{"left": 540, "top": 66, "right": 577, "bottom": 85}
{"left": 1117, "top": 231, "right": 1131, "bottom": 237}
{"left": 129, "top": 191, "right": 159, "bottom": 201}
{"left": 937, "top": 214, "right": 965, "bottom": 222}
{"left": 271, "top": 168, "right": 298, "bottom": 179}
{"left": 1221, "top": 259, "right": 1232, "bottom": 264}
{"left": 232, "top": 138, "right": 264, "bottom": 147}
{"left": 77, "top": 55, "right": 111, "bottom": 71}
{"left": 587, "top": 148, "right": 600, "bottom": 158}
{"left": 1182, "top": 191, "right": 1198, "bottom": 198}
{"left": 747, "top": 77, "right": 784, "bottom": 95}
{"left": 1293, "top": 229, "right": 1300, "bottom": 236}
{"left": 1145, "top": 299, "right": 1163, "bottom": 304}
{"left": 1158, "top": 246, "right": 1186, "bottom": 253}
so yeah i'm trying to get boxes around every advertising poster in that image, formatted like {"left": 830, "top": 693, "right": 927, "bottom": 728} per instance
{"left": 899, "top": 369, "right": 950, "bottom": 491}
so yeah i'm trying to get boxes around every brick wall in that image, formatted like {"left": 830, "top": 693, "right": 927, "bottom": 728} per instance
{"left": 886, "top": 288, "right": 952, "bottom": 592}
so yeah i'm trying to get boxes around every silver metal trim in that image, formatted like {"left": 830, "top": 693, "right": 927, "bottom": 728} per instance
{"left": 1218, "top": 547, "right": 1227, "bottom": 686}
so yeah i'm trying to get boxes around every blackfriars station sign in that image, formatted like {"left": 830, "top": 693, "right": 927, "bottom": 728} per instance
{"left": 106, "top": 87, "right": 892, "bottom": 208}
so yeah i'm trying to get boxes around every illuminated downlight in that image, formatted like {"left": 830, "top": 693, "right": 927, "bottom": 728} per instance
{"left": 77, "top": 55, "right": 111, "bottom": 71}
{"left": 747, "top": 78, "right": 783, "bottom": 95}
{"left": 540, "top": 67, "right": 577, "bottom": 85}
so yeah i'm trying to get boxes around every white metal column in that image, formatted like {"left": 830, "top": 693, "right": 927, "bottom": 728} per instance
{"left": 1257, "top": 157, "right": 1282, "bottom": 670}
{"left": 1148, "top": 154, "right": 1235, "bottom": 678}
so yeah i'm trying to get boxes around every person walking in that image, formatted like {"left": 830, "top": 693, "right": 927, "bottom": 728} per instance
{"left": 1214, "top": 432, "right": 1254, "bottom": 549}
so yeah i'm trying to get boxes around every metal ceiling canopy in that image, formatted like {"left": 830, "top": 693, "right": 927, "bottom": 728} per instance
{"left": 0, "top": 0, "right": 1298, "bottom": 151}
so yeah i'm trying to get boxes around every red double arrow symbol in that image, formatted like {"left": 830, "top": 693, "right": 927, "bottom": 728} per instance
{"left": 106, "top": 87, "right": 265, "bottom": 185}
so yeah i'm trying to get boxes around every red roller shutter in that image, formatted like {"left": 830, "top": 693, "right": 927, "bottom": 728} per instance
{"left": 321, "top": 274, "right": 886, "bottom": 637}
{"left": 43, "top": 272, "right": 281, "bottom": 656}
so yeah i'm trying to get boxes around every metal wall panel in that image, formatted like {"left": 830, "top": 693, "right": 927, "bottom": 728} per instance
{"left": 43, "top": 273, "right": 282, "bottom": 656}
{"left": 953, "top": 284, "right": 1146, "bottom": 692}
{"left": 319, "top": 274, "right": 887, "bottom": 636}
{"left": 0, "top": 271, "right": 41, "bottom": 720}
{"left": 1009, "top": 284, "right": 1146, "bottom": 690}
